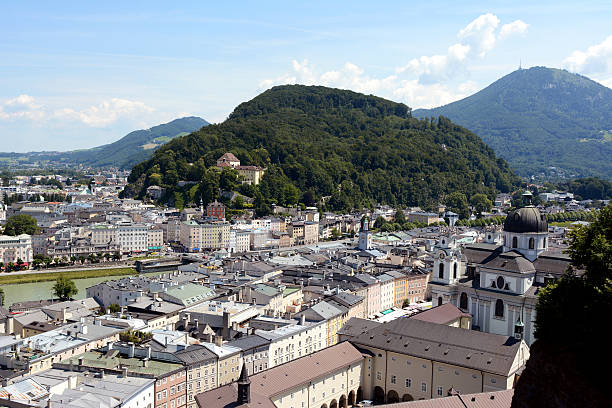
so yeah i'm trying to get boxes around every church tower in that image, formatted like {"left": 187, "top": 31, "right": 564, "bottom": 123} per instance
{"left": 358, "top": 215, "right": 372, "bottom": 250}
{"left": 237, "top": 362, "right": 251, "bottom": 404}
{"left": 503, "top": 191, "right": 548, "bottom": 261}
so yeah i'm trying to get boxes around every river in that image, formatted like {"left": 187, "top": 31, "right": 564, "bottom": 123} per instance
{"left": 1, "top": 271, "right": 168, "bottom": 308}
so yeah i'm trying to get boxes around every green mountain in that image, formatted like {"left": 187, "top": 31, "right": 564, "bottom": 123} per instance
{"left": 413, "top": 67, "right": 612, "bottom": 180}
{"left": 0, "top": 116, "right": 209, "bottom": 170}
{"left": 124, "top": 85, "right": 519, "bottom": 213}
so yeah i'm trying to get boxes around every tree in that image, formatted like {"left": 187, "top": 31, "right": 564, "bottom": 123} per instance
{"left": 446, "top": 191, "right": 470, "bottom": 220}
{"left": 374, "top": 216, "right": 386, "bottom": 229}
{"left": 232, "top": 195, "right": 245, "bottom": 209}
{"left": 3, "top": 214, "right": 39, "bottom": 236}
{"left": 108, "top": 303, "right": 121, "bottom": 313}
{"left": 470, "top": 193, "right": 492, "bottom": 218}
{"left": 535, "top": 204, "right": 612, "bottom": 389}
{"left": 53, "top": 275, "right": 78, "bottom": 300}
{"left": 395, "top": 209, "right": 406, "bottom": 224}
{"left": 219, "top": 167, "right": 239, "bottom": 192}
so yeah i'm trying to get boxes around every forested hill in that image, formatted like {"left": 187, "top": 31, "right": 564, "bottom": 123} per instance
{"left": 413, "top": 67, "right": 612, "bottom": 180}
{"left": 124, "top": 85, "right": 520, "bottom": 213}
{"left": 0, "top": 116, "right": 209, "bottom": 170}
{"left": 64, "top": 116, "right": 209, "bottom": 169}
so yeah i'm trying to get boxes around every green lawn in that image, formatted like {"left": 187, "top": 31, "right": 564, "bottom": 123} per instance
{"left": 0, "top": 267, "right": 137, "bottom": 285}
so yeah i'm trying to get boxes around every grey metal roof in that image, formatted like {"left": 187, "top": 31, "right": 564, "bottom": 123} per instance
{"left": 174, "top": 344, "right": 217, "bottom": 365}
{"left": 226, "top": 335, "right": 271, "bottom": 352}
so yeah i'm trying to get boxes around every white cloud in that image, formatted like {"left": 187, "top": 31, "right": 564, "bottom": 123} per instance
{"left": 0, "top": 95, "right": 156, "bottom": 128}
{"left": 564, "top": 35, "right": 612, "bottom": 74}
{"left": 499, "top": 20, "right": 529, "bottom": 39}
{"left": 54, "top": 98, "right": 155, "bottom": 127}
{"left": 458, "top": 13, "right": 500, "bottom": 57}
{"left": 259, "top": 13, "right": 529, "bottom": 109}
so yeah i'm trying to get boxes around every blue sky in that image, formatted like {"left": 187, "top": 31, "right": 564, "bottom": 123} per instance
{"left": 1, "top": 1, "right": 611, "bottom": 152}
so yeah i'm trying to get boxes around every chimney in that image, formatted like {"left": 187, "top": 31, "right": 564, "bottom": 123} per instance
{"left": 128, "top": 342, "right": 135, "bottom": 358}
{"left": 194, "top": 319, "right": 199, "bottom": 330}
{"left": 81, "top": 324, "right": 88, "bottom": 335}
{"left": 122, "top": 367, "right": 128, "bottom": 378}
{"left": 222, "top": 311, "right": 231, "bottom": 340}
{"left": 143, "top": 359, "right": 149, "bottom": 368}
{"left": 300, "top": 314, "right": 306, "bottom": 325}
{"left": 108, "top": 342, "right": 114, "bottom": 350}
{"left": 146, "top": 345, "right": 152, "bottom": 360}
{"left": 215, "top": 335, "right": 223, "bottom": 347}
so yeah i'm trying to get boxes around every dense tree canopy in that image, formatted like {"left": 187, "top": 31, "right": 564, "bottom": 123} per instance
{"left": 535, "top": 204, "right": 612, "bottom": 389}
{"left": 125, "top": 86, "right": 519, "bottom": 214}
{"left": 3, "top": 214, "right": 39, "bottom": 236}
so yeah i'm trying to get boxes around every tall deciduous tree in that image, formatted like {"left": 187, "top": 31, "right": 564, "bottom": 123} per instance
{"left": 53, "top": 275, "right": 78, "bottom": 300}
{"left": 3, "top": 214, "right": 39, "bottom": 236}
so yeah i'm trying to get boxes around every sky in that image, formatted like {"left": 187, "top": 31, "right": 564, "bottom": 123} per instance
{"left": 1, "top": 1, "right": 612, "bottom": 152}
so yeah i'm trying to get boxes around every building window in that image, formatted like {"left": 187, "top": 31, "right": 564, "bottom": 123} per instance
{"left": 512, "top": 237, "right": 518, "bottom": 248}
{"left": 496, "top": 276, "right": 505, "bottom": 290}
{"left": 376, "top": 372, "right": 382, "bottom": 381}
{"left": 421, "top": 383, "right": 427, "bottom": 392}
{"left": 529, "top": 237, "right": 534, "bottom": 249}
{"left": 391, "top": 375, "right": 396, "bottom": 384}
{"left": 453, "top": 263, "right": 457, "bottom": 279}
{"left": 437, "top": 386, "right": 443, "bottom": 396}
{"left": 437, "top": 297, "right": 443, "bottom": 306}
{"left": 495, "top": 299, "right": 504, "bottom": 318}
{"left": 405, "top": 378, "right": 411, "bottom": 388}
{"left": 438, "top": 263, "right": 444, "bottom": 279}
{"left": 459, "top": 292, "right": 468, "bottom": 310}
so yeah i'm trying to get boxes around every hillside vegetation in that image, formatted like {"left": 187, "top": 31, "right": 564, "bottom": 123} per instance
{"left": 0, "top": 117, "right": 209, "bottom": 169}
{"left": 414, "top": 67, "right": 612, "bottom": 179}
{"left": 124, "top": 85, "right": 519, "bottom": 213}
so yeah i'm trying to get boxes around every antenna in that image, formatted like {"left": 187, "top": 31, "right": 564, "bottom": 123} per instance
{"left": 519, "top": 59, "right": 522, "bottom": 70}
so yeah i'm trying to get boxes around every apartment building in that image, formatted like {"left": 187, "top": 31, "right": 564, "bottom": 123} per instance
{"left": 148, "top": 227, "right": 164, "bottom": 251}
{"left": 196, "top": 342, "right": 364, "bottom": 408}
{"left": 256, "top": 321, "right": 327, "bottom": 369}
{"left": 175, "top": 345, "right": 218, "bottom": 408}
{"left": 179, "top": 220, "right": 230, "bottom": 252}
{"left": 118, "top": 223, "right": 148, "bottom": 253}
{"left": 0, "top": 234, "right": 33, "bottom": 265}
{"left": 89, "top": 224, "right": 117, "bottom": 245}
{"left": 339, "top": 317, "right": 529, "bottom": 404}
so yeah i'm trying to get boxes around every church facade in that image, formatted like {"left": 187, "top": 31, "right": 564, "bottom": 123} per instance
{"left": 430, "top": 193, "right": 571, "bottom": 345}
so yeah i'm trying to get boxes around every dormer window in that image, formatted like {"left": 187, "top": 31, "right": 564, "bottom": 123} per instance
{"left": 496, "top": 276, "right": 505, "bottom": 289}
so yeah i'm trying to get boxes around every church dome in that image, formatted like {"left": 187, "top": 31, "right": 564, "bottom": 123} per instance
{"left": 504, "top": 206, "right": 548, "bottom": 233}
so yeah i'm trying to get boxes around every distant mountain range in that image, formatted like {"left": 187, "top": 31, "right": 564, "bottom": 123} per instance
{"left": 413, "top": 67, "right": 612, "bottom": 180}
{"left": 0, "top": 116, "right": 209, "bottom": 170}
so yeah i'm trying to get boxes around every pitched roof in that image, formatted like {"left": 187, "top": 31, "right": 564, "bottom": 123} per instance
{"left": 410, "top": 303, "right": 471, "bottom": 325}
{"left": 218, "top": 152, "right": 240, "bottom": 162}
{"left": 481, "top": 251, "right": 535, "bottom": 275}
{"left": 195, "top": 342, "right": 364, "bottom": 408}
{"left": 175, "top": 344, "right": 217, "bottom": 365}
{"left": 348, "top": 317, "right": 523, "bottom": 376}
{"left": 383, "top": 389, "right": 514, "bottom": 408}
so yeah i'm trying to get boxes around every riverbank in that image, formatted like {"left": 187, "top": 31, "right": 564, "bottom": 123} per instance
{"left": 0, "top": 267, "right": 137, "bottom": 285}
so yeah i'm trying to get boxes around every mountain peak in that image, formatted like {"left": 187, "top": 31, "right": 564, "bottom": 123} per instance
{"left": 413, "top": 66, "right": 612, "bottom": 179}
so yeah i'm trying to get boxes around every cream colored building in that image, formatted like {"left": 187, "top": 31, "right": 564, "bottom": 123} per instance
{"left": 339, "top": 317, "right": 529, "bottom": 404}
{"left": 202, "top": 343, "right": 243, "bottom": 387}
{"left": 89, "top": 225, "right": 117, "bottom": 246}
{"left": 195, "top": 342, "right": 365, "bottom": 408}
{"left": 237, "top": 166, "right": 265, "bottom": 185}
{"left": 147, "top": 227, "right": 164, "bottom": 251}
{"left": 180, "top": 220, "right": 230, "bottom": 252}
{"left": 256, "top": 321, "right": 327, "bottom": 369}
{"left": 175, "top": 345, "right": 218, "bottom": 408}
{"left": 0, "top": 234, "right": 33, "bottom": 265}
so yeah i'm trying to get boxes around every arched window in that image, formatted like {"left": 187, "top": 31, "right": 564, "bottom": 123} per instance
{"left": 459, "top": 293, "right": 468, "bottom": 310}
{"left": 529, "top": 237, "right": 534, "bottom": 249}
{"left": 453, "top": 263, "right": 458, "bottom": 279}
{"left": 495, "top": 299, "right": 504, "bottom": 318}
{"left": 437, "top": 297, "right": 443, "bottom": 306}
{"left": 438, "top": 263, "right": 444, "bottom": 279}
{"left": 512, "top": 237, "right": 518, "bottom": 248}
